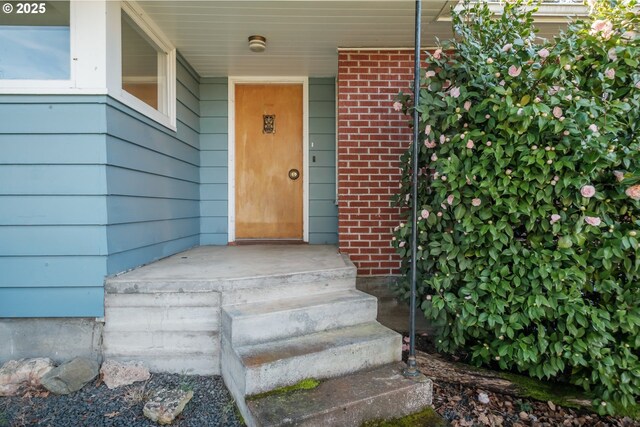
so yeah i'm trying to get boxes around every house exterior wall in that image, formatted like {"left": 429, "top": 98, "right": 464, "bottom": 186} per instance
{"left": 0, "top": 59, "right": 201, "bottom": 318}
{"left": 106, "top": 59, "right": 201, "bottom": 274}
{"left": 309, "top": 78, "right": 338, "bottom": 244}
{"left": 0, "top": 96, "right": 109, "bottom": 317}
{"left": 200, "top": 78, "right": 229, "bottom": 245}
{"left": 0, "top": 62, "right": 339, "bottom": 318}
{"left": 337, "top": 49, "right": 427, "bottom": 276}
{"left": 198, "top": 77, "right": 338, "bottom": 245}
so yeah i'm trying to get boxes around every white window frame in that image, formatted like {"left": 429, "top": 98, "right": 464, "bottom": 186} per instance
{"left": 0, "top": 0, "right": 104, "bottom": 94}
{"left": 116, "top": 0, "right": 176, "bottom": 130}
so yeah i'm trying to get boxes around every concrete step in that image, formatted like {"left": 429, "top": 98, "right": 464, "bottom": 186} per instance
{"left": 222, "top": 290, "right": 377, "bottom": 346}
{"left": 105, "top": 305, "right": 218, "bottom": 332}
{"left": 106, "top": 352, "right": 220, "bottom": 375}
{"left": 106, "top": 254, "right": 356, "bottom": 306}
{"left": 102, "top": 330, "right": 218, "bottom": 355}
{"left": 222, "top": 322, "right": 401, "bottom": 397}
{"left": 246, "top": 363, "right": 434, "bottom": 427}
{"left": 221, "top": 274, "right": 355, "bottom": 305}
{"left": 105, "top": 292, "right": 219, "bottom": 308}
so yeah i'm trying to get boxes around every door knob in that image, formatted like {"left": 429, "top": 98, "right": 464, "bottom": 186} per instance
{"left": 288, "top": 169, "right": 300, "bottom": 180}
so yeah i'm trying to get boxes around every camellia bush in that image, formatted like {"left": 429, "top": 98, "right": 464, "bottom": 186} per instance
{"left": 392, "top": 0, "right": 640, "bottom": 412}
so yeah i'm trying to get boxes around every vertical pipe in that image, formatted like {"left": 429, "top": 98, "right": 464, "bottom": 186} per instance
{"left": 404, "top": 0, "right": 422, "bottom": 378}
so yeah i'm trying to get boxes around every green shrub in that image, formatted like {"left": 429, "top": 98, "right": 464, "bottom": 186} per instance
{"left": 392, "top": 0, "right": 640, "bottom": 413}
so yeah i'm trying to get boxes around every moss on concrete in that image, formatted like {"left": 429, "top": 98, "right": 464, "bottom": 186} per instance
{"left": 247, "top": 378, "right": 321, "bottom": 401}
{"left": 360, "top": 407, "right": 447, "bottom": 427}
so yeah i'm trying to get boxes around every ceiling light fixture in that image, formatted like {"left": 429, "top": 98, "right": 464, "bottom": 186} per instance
{"left": 248, "top": 35, "right": 267, "bottom": 53}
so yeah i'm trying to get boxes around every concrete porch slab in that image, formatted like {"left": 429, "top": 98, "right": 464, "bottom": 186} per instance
{"left": 105, "top": 245, "right": 355, "bottom": 294}
{"left": 246, "top": 362, "right": 434, "bottom": 427}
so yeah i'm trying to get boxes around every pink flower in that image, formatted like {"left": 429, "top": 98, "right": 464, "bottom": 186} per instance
{"left": 581, "top": 185, "right": 596, "bottom": 198}
{"left": 486, "top": 141, "right": 492, "bottom": 147}
{"left": 508, "top": 65, "right": 522, "bottom": 77}
{"left": 538, "top": 48, "right": 550, "bottom": 59}
{"left": 449, "top": 87, "right": 461, "bottom": 98}
{"left": 588, "top": 124, "right": 599, "bottom": 133}
{"left": 433, "top": 48, "right": 442, "bottom": 59}
{"left": 614, "top": 170, "right": 625, "bottom": 182}
{"left": 505, "top": 169, "right": 512, "bottom": 175}
{"left": 439, "top": 135, "right": 446, "bottom": 144}
{"left": 486, "top": 57, "right": 494, "bottom": 64}
{"left": 585, "top": 216, "right": 602, "bottom": 226}
{"left": 472, "top": 198, "right": 481, "bottom": 207}
{"left": 626, "top": 184, "right": 640, "bottom": 200}
{"left": 425, "top": 124, "right": 432, "bottom": 135}
{"left": 447, "top": 194, "right": 454, "bottom": 205}
{"left": 431, "top": 153, "right": 438, "bottom": 161}
{"left": 604, "top": 68, "right": 615, "bottom": 79}
{"left": 399, "top": 241, "right": 406, "bottom": 247}
{"left": 590, "top": 19, "right": 614, "bottom": 40}
{"left": 550, "top": 214, "right": 561, "bottom": 224}
{"left": 437, "top": 212, "right": 443, "bottom": 217}
{"left": 502, "top": 43, "right": 513, "bottom": 52}
{"left": 393, "top": 101, "right": 403, "bottom": 111}
{"left": 466, "top": 140, "right": 474, "bottom": 149}
{"left": 553, "top": 107, "right": 563, "bottom": 119}
{"left": 607, "top": 48, "right": 617, "bottom": 61}
{"left": 499, "top": 80, "right": 505, "bottom": 87}
{"left": 424, "top": 140, "right": 436, "bottom": 148}
{"left": 464, "top": 101, "right": 471, "bottom": 111}
{"left": 421, "top": 209, "right": 430, "bottom": 219}
{"left": 425, "top": 70, "right": 436, "bottom": 78}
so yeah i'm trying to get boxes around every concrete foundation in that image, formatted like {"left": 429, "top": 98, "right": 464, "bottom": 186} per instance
{"left": 0, "top": 318, "right": 103, "bottom": 365}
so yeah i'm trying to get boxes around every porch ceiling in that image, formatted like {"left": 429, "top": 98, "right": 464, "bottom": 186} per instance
{"left": 138, "top": 1, "right": 578, "bottom": 77}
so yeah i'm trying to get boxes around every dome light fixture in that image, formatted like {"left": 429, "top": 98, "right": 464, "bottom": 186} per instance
{"left": 248, "top": 35, "right": 267, "bottom": 53}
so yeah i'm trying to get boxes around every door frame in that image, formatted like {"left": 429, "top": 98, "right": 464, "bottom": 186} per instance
{"left": 227, "top": 76, "right": 309, "bottom": 243}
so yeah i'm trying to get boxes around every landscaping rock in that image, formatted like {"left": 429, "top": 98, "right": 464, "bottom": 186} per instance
{"left": 143, "top": 387, "right": 194, "bottom": 425}
{"left": 100, "top": 359, "right": 150, "bottom": 389}
{"left": 0, "top": 358, "right": 55, "bottom": 396}
{"left": 40, "top": 357, "right": 99, "bottom": 395}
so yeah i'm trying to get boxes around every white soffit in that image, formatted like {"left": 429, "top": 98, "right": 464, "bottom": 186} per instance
{"left": 137, "top": 0, "right": 574, "bottom": 77}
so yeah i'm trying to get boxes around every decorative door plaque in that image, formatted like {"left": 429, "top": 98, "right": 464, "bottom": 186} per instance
{"left": 263, "top": 115, "right": 275, "bottom": 134}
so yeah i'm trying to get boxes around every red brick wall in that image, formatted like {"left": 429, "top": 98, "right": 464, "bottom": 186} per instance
{"left": 337, "top": 49, "right": 428, "bottom": 276}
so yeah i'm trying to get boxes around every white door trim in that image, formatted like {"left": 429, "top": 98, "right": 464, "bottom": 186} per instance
{"left": 227, "top": 76, "right": 309, "bottom": 243}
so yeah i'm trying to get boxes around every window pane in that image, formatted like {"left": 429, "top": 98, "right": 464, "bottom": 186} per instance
{"left": 122, "top": 11, "right": 163, "bottom": 111}
{"left": 0, "top": 1, "right": 70, "bottom": 80}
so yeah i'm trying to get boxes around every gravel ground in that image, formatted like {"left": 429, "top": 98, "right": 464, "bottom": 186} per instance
{"left": 0, "top": 374, "right": 243, "bottom": 427}
{"left": 405, "top": 335, "right": 640, "bottom": 427}
{"left": 432, "top": 380, "right": 639, "bottom": 427}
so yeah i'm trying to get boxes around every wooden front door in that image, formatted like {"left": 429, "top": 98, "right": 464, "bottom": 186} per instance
{"left": 235, "top": 84, "right": 303, "bottom": 240}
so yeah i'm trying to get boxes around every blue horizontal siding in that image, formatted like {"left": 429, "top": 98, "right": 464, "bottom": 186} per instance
{"left": 0, "top": 196, "right": 107, "bottom": 225}
{"left": 0, "top": 287, "right": 104, "bottom": 317}
{"left": 108, "top": 196, "right": 199, "bottom": 224}
{"left": 0, "top": 165, "right": 107, "bottom": 195}
{"left": 309, "top": 78, "right": 337, "bottom": 245}
{"left": 0, "top": 257, "right": 107, "bottom": 288}
{"left": 0, "top": 226, "right": 107, "bottom": 256}
{"left": 107, "top": 235, "right": 199, "bottom": 275}
{"left": 0, "top": 95, "right": 109, "bottom": 317}
{"left": 199, "top": 78, "right": 228, "bottom": 244}
{"left": 0, "top": 134, "right": 106, "bottom": 164}
{"left": 0, "top": 102, "right": 106, "bottom": 134}
{"left": 106, "top": 60, "right": 202, "bottom": 275}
